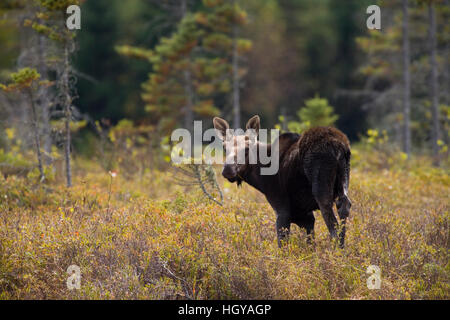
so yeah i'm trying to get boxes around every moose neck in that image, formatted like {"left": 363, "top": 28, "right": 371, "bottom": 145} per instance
{"left": 240, "top": 142, "right": 278, "bottom": 195}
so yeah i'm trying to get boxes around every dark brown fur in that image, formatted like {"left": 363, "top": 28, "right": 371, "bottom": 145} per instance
{"left": 214, "top": 116, "right": 352, "bottom": 248}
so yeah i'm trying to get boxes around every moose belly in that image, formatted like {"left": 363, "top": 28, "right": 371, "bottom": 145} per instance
{"left": 286, "top": 174, "right": 319, "bottom": 213}
{"left": 291, "top": 193, "right": 319, "bottom": 214}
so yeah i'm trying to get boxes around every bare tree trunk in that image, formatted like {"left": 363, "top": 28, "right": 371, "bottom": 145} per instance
{"left": 65, "top": 109, "right": 72, "bottom": 187}
{"left": 444, "top": 0, "right": 450, "bottom": 147}
{"left": 181, "top": 0, "right": 187, "bottom": 17}
{"left": 402, "top": 0, "right": 411, "bottom": 157}
{"left": 181, "top": 0, "right": 194, "bottom": 134}
{"left": 183, "top": 69, "right": 194, "bottom": 134}
{"left": 428, "top": 3, "right": 440, "bottom": 166}
{"left": 37, "top": 35, "right": 52, "bottom": 164}
{"left": 445, "top": 0, "right": 450, "bottom": 107}
{"left": 232, "top": 24, "right": 241, "bottom": 129}
{"left": 28, "top": 89, "right": 45, "bottom": 182}
{"left": 63, "top": 42, "right": 72, "bottom": 187}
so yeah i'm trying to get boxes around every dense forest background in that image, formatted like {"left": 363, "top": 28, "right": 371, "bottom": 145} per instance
{"left": 74, "top": 0, "right": 370, "bottom": 136}
{"left": 0, "top": 0, "right": 448, "bottom": 177}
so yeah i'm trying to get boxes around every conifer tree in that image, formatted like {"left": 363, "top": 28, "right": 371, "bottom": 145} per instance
{"left": 356, "top": 0, "right": 447, "bottom": 154}
{"left": 280, "top": 95, "right": 338, "bottom": 134}
{"left": 25, "top": 0, "right": 83, "bottom": 186}
{"left": 0, "top": 68, "right": 53, "bottom": 181}
{"left": 117, "top": 0, "right": 252, "bottom": 135}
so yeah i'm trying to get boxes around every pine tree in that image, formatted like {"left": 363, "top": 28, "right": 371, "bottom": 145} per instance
{"left": 280, "top": 95, "right": 338, "bottom": 134}
{"left": 298, "top": 95, "right": 339, "bottom": 127}
{"left": 25, "top": 0, "right": 83, "bottom": 186}
{"left": 117, "top": 0, "right": 252, "bottom": 135}
{"left": 0, "top": 68, "right": 53, "bottom": 181}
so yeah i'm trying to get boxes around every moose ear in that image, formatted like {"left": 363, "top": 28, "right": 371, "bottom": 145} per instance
{"left": 246, "top": 115, "right": 260, "bottom": 136}
{"left": 213, "top": 117, "right": 229, "bottom": 141}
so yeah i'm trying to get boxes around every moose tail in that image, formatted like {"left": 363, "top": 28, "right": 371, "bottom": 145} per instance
{"left": 334, "top": 148, "right": 351, "bottom": 199}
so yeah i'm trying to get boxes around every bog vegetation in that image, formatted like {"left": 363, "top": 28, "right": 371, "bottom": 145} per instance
{"left": 0, "top": 127, "right": 448, "bottom": 299}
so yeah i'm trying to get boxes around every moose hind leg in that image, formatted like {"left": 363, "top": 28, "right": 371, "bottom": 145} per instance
{"left": 336, "top": 159, "right": 351, "bottom": 248}
{"left": 336, "top": 194, "right": 351, "bottom": 248}
{"left": 311, "top": 166, "right": 339, "bottom": 242}
{"left": 316, "top": 195, "right": 338, "bottom": 241}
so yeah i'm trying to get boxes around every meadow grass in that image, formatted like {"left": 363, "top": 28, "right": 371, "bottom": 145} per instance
{"left": 0, "top": 149, "right": 448, "bottom": 299}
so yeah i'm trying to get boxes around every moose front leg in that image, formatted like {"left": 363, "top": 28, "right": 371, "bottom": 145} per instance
{"left": 267, "top": 197, "right": 291, "bottom": 248}
{"left": 275, "top": 210, "right": 291, "bottom": 247}
{"left": 304, "top": 212, "right": 315, "bottom": 245}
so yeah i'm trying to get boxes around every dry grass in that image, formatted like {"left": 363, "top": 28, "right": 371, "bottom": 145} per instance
{"left": 0, "top": 149, "right": 448, "bottom": 299}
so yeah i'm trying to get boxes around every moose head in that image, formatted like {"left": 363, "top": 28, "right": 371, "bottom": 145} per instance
{"left": 213, "top": 115, "right": 260, "bottom": 184}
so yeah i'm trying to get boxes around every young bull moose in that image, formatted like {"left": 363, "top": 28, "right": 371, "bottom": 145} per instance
{"left": 213, "top": 115, "right": 352, "bottom": 248}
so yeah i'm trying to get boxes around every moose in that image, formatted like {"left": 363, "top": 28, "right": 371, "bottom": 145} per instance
{"left": 213, "top": 115, "right": 352, "bottom": 248}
